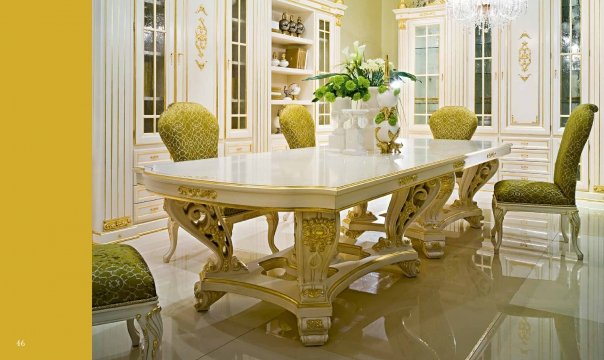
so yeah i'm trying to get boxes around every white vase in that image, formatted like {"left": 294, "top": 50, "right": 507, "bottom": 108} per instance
{"left": 363, "top": 87, "right": 380, "bottom": 122}
{"left": 374, "top": 89, "right": 400, "bottom": 144}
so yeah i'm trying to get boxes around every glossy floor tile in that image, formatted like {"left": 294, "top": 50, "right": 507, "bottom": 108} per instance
{"left": 93, "top": 194, "right": 604, "bottom": 359}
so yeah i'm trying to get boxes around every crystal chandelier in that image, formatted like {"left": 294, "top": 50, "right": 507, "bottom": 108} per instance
{"left": 446, "top": 0, "right": 528, "bottom": 33}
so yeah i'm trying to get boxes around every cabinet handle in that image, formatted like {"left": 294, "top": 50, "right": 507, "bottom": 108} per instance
{"left": 521, "top": 165, "right": 529, "bottom": 170}
{"left": 150, "top": 155, "right": 159, "bottom": 160}
{"left": 520, "top": 154, "right": 529, "bottom": 158}
{"left": 554, "top": 69, "right": 558, "bottom": 78}
{"left": 150, "top": 207, "right": 159, "bottom": 213}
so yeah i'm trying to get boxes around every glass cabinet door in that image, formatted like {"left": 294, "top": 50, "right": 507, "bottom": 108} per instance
{"left": 411, "top": 21, "right": 442, "bottom": 129}
{"left": 472, "top": 28, "right": 498, "bottom": 132}
{"left": 317, "top": 17, "right": 333, "bottom": 129}
{"left": 136, "top": 0, "right": 174, "bottom": 144}
{"left": 554, "top": 0, "right": 586, "bottom": 134}
{"left": 226, "top": 0, "right": 250, "bottom": 138}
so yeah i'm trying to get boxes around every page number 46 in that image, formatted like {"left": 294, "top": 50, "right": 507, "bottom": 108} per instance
{"left": 16, "top": 339, "right": 26, "bottom": 347}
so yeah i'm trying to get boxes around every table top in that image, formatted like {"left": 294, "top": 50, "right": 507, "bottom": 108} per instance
{"left": 144, "top": 138, "right": 504, "bottom": 190}
{"left": 141, "top": 138, "right": 510, "bottom": 210}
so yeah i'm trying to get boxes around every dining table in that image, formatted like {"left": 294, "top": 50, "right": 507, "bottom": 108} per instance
{"left": 141, "top": 138, "right": 511, "bottom": 346}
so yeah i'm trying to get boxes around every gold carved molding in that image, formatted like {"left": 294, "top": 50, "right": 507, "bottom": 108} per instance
{"left": 302, "top": 217, "right": 336, "bottom": 253}
{"left": 453, "top": 160, "right": 465, "bottom": 171}
{"left": 177, "top": 186, "right": 217, "bottom": 200}
{"left": 195, "top": 5, "right": 208, "bottom": 70}
{"left": 399, "top": 174, "right": 418, "bottom": 186}
{"left": 398, "top": 19, "right": 407, "bottom": 30}
{"left": 335, "top": 14, "right": 342, "bottom": 27}
{"left": 518, "top": 33, "right": 532, "bottom": 82}
{"left": 486, "top": 151, "right": 497, "bottom": 159}
{"left": 594, "top": 185, "right": 604, "bottom": 193}
{"left": 103, "top": 216, "right": 132, "bottom": 231}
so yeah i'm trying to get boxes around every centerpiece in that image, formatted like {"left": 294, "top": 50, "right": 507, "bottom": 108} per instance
{"left": 304, "top": 41, "right": 417, "bottom": 153}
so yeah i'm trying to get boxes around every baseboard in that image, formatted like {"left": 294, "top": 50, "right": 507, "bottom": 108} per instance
{"left": 93, "top": 218, "right": 167, "bottom": 243}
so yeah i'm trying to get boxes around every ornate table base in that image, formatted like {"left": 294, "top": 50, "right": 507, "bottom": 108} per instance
{"left": 162, "top": 178, "right": 441, "bottom": 346}
{"left": 406, "top": 160, "right": 499, "bottom": 258}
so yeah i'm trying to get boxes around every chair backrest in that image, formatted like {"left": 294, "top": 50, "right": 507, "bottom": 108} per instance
{"left": 428, "top": 106, "right": 478, "bottom": 140}
{"left": 554, "top": 104, "right": 598, "bottom": 202}
{"left": 158, "top": 102, "right": 219, "bottom": 162}
{"left": 279, "top": 105, "right": 316, "bottom": 149}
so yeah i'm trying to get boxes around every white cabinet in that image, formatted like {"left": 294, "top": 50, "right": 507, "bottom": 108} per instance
{"left": 93, "top": 0, "right": 346, "bottom": 241}
{"left": 395, "top": 0, "right": 601, "bottom": 200}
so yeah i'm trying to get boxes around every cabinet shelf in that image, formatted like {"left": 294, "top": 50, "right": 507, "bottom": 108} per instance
{"left": 271, "top": 99, "right": 314, "bottom": 105}
{"left": 271, "top": 32, "right": 313, "bottom": 46}
{"left": 271, "top": 66, "right": 313, "bottom": 76}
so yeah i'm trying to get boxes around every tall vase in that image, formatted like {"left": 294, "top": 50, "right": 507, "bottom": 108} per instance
{"left": 374, "top": 89, "right": 402, "bottom": 153}
{"left": 328, "top": 97, "right": 351, "bottom": 151}
{"left": 363, "top": 87, "right": 380, "bottom": 121}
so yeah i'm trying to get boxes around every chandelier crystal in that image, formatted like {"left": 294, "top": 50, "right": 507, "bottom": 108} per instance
{"left": 446, "top": 0, "right": 528, "bottom": 33}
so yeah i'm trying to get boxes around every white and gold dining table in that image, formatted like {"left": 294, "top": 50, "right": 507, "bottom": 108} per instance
{"left": 142, "top": 138, "right": 511, "bottom": 346}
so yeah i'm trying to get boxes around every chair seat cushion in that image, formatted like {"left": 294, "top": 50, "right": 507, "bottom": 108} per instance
{"left": 224, "top": 207, "right": 248, "bottom": 216}
{"left": 93, "top": 244, "right": 157, "bottom": 310}
{"left": 494, "top": 180, "right": 573, "bottom": 206}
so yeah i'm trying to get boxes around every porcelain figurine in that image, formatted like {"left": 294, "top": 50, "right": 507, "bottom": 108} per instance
{"left": 271, "top": 52, "right": 280, "bottom": 67}
{"left": 295, "top": 17, "right": 305, "bottom": 37}
{"left": 279, "top": 53, "right": 289, "bottom": 67}
{"left": 279, "top": 13, "right": 289, "bottom": 34}
{"left": 288, "top": 15, "right": 297, "bottom": 35}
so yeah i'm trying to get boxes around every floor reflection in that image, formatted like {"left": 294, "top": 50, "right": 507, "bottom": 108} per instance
{"left": 93, "top": 199, "right": 604, "bottom": 360}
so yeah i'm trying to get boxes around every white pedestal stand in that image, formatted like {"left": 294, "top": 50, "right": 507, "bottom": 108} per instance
{"left": 342, "top": 109, "right": 369, "bottom": 155}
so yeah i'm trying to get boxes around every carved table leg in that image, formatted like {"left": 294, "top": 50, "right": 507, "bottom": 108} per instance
{"left": 406, "top": 174, "right": 455, "bottom": 258}
{"left": 375, "top": 179, "right": 441, "bottom": 276}
{"left": 265, "top": 212, "right": 280, "bottom": 253}
{"left": 294, "top": 211, "right": 340, "bottom": 346}
{"left": 341, "top": 202, "right": 376, "bottom": 243}
{"left": 163, "top": 199, "right": 248, "bottom": 312}
{"left": 454, "top": 159, "right": 499, "bottom": 228}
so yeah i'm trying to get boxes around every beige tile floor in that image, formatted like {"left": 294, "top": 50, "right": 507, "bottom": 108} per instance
{"left": 93, "top": 194, "right": 604, "bottom": 360}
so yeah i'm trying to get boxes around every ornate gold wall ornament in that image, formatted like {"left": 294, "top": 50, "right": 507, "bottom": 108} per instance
{"left": 398, "top": 19, "right": 407, "bottom": 29}
{"left": 453, "top": 160, "right": 466, "bottom": 171}
{"left": 103, "top": 216, "right": 132, "bottom": 231}
{"left": 518, "top": 39, "right": 531, "bottom": 81}
{"left": 399, "top": 174, "right": 418, "bottom": 186}
{"left": 399, "top": 0, "right": 407, "bottom": 8}
{"left": 302, "top": 217, "right": 336, "bottom": 253}
{"left": 594, "top": 185, "right": 604, "bottom": 193}
{"left": 177, "top": 186, "right": 217, "bottom": 199}
{"left": 335, "top": 14, "right": 342, "bottom": 27}
{"left": 195, "top": 5, "right": 208, "bottom": 70}
{"left": 306, "top": 319, "right": 325, "bottom": 330}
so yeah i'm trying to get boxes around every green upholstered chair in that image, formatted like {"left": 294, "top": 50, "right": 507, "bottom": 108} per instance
{"left": 158, "top": 102, "right": 279, "bottom": 261}
{"left": 279, "top": 105, "right": 316, "bottom": 149}
{"left": 491, "top": 104, "right": 598, "bottom": 260}
{"left": 92, "top": 244, "right": 162, "bottom": 360}
{"left": 428, "top": 106, "right": 478, "bottom": 141}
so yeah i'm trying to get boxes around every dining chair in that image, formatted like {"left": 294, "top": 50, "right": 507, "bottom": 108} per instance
{"left": 428, "top": 106, "right": 478, "bottom": 141}
{"left": 491, "top": 104, "right": 598, "bottom": 260}
{"left": 158, "top": 102, "right": 280, "bottom": 261}
{"left": 93, "top": 243, "right": 163, "bottom": 360}
{"left": 279, "top": 104, "right": 316, "bottom": 149}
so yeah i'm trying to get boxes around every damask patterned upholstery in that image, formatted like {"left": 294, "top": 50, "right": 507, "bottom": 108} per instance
{"left": 494, "top": 180, "right": 573, "bottom": 205}
{"left": 158, "top": 102, "right": 219, "bottom": 162}
{"left": 494, "top": 104, "right": 597, "bottom": 205}
{"left": 428, "top": 106, "right": 478, "bottom": 140}
{"left": 553, "top": 104, "right": 598, "bottom": 202}
{"left": 93, "top": 244, "right": 158, "bottom": 310}
{"left": 279, "top": 105, "right": 316, "bottom": 149}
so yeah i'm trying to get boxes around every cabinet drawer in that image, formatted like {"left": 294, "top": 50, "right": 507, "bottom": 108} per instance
{"left": 225, "top": 142, "right": 252, "bottom": 155}
{"left": 133, "top": 199, "right": 166, "bottom": 224}
{"left": 503, "top": 149, "right": 549, "bottom": 162}
{"left": 134, "top": 185, "right": 162, "bottom": 204}
{"left": 500, "top": 161, "right": 550, "bottom": 174}
{"left": 499, "top": 172, "right": 550, "bottom": 182}
{"left": 501, "top": 137, "right": 550, "bottom": 150}
{"left": 134, "top": 148, "right": 171, "bottom": 166}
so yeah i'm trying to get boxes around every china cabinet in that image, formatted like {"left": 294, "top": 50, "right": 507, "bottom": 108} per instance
{"left": 92, "top": 0, "right": 346, "bottom": 242}
{"left": 394, "top": 0, "right": 602, "bottom": 203}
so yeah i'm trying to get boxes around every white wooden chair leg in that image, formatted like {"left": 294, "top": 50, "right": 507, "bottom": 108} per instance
{"left": 163, "top": 216, "right": 179, "bottom": 263}
{"left": 127, "top": 318, "right": 140, "bottom": 347}
{"left": 491, "top": 198, "right": 506, "bottom": 253}
{"left": 265, "top": 212, "right": 279, "bottom": 253}
{"left": 560, "top": 214, "right": 570, "bottom": 243}
{"left": 568, "top": 211, "right": 583, "bottom": 261}
{"left": 136, "top": 306, "right": 163, "bottom": 360}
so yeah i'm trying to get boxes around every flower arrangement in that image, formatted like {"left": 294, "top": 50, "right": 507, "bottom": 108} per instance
{"left": 305, "top": 41, "right": 417, "bottom": 103}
